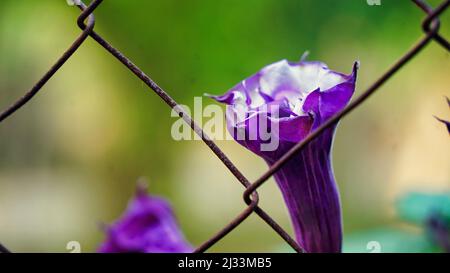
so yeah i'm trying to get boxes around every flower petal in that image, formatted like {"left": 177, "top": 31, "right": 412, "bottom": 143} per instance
{"left": 98, "top": 185, "right": 193, "bottom": 253}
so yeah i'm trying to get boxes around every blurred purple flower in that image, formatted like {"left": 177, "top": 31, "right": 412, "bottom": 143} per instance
{"left": 211, "top": 57, "right": 358, "bottom": 252}
{"left": 98, "top": 184, "right": 193, "bottom": 253}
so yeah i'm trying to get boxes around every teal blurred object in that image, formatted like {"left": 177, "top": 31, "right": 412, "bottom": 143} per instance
{"left": 345, "top": 192, "right": 450, "bottom": 253}
{"left": 343, "top": 228, "right": 438, "bottom": 253}
{"left": 276, "top": 228, "right": 438, "bottom": 253}
{"left": 276, "top": 192, "right": 450, "bottom": 253}
{"left": 396, "top": 192, "right": 450, "bottom": 225}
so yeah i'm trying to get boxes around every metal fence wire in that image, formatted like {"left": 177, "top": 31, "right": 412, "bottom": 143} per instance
{"left": 0, "top": 0, "right": 449, "bottom": 253}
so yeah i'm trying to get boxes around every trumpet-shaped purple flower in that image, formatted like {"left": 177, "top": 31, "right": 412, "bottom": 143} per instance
{"left": 211, "top": 58, "right": 358, "bottom": 252}
{"left": 98, "top": 185, "right": 193, "bottom": 253}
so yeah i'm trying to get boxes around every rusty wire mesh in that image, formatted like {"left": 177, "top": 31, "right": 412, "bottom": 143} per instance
{"left": 0, "top": 0, "right": 449, "bottom": 253}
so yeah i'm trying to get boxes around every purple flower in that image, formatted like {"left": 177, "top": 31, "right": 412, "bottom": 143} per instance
{"left": 98, "top": 185, "right": 193, "bottom": 253}
{"left": 211, "top": 58, "right": 358, "bottom": 252}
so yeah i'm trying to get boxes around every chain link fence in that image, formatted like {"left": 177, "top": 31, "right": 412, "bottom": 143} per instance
{"left": 0, "top": 0, "right": 449, "bottom": 253}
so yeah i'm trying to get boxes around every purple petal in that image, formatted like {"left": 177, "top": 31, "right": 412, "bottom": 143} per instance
{"left": 98, "top": 185, "right": 193, "bottom": 253}
{"left": 303, "top": 62, "right": 358, "bottom": 125}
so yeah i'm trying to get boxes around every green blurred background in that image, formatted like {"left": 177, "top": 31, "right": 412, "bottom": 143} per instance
{"left": 0, "top": 0, "right": 449, "bottom": 252}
